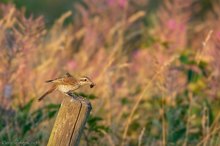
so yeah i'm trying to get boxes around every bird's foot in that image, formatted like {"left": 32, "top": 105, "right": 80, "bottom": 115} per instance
{"left": 66, "top": 91, "right": 78, "bottom": 99}
{"left": 66, "top": 91, "right": 87, "bottom": 102}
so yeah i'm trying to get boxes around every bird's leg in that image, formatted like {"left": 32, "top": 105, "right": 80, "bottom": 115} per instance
{"left": 66, "top": 91, "right": 78, "bottom": 99}
{"left": 66, "top": 91, "right": 87, "bottom": 102}
{"left": 79, "top": 95, "right": 87, "bottom": 101}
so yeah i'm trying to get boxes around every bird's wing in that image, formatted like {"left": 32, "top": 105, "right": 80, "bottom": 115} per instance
{"left": 64, "top": 72, "right": 72, "bottom": 77}
{"left": 45, "top": 72, "right": 76, "bottom": 83}
{"left": 62, "top": 76, "right": 78, "bottom": 85}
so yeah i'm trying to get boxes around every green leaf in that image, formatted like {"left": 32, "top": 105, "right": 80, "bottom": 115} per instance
{"left": 48, "top": 110, "right": 57, "bottom": 119}
{"left": 179, "top": 52, "right": 196, "bottom": 65}
{"left": 78, "top": 93, "right": 97, "bottom": 100}
{"left": 179, "top": 54, "right": 189, "bottom": 64}
{"left": 87, "top": 115, "right": 109, "bottom": 136}
{"left": 45, "top": 104, "right": 60, "bottom": 110}
{"left": 166, "top": 105, "right": 188, "bottom": 143}
{"left": 121, "top": 97, "right": 130, "bottom": 105}
{"left": 88, "top": 116, "right": 102, "bottom": 127}
{"left": 20, "top": 99, "right": 34, "bottom": 114}
{"left": 187, "top": 69, "right": 200, "bottom": 83}
{"left": 22, "top": 122, "right": 32, "bottom": 135}
{"left": 198, "top": 60, "right": 208, "bottom": 77}
{"left": 203, "top": 100, "right": 214, "bottom": 126}
{"left": 33, "top": 110, "right": 43, "bottom": 124}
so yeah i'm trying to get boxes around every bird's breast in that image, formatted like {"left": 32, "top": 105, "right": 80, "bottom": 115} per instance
{"left": 57, "top": 85, "right": 79, "bottom": 93}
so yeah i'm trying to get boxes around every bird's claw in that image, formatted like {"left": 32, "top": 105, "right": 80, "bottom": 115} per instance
{"left": 66, "top": 91, "right": 87, "bottom": 102}
{"left": 66, "top": 91, "right": 77, "bottom": 98}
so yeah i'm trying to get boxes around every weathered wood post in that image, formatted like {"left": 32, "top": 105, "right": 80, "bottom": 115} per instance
{"left": 47, "top": 96, "right": 92, "bottom": 146}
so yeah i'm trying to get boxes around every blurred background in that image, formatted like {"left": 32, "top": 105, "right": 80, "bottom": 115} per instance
{"left": 1, "top": 0, "right": 220, "bottom": 145}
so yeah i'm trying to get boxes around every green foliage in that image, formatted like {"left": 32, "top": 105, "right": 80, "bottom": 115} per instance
{"left": 0, "top": 99, "right": 60, "bottom": 144}
{"left": 1, "top": 0, "right": 11, "bottom": 4}
{"left": 0, "top": 0, "right": 220, "bottom": 145}
{"left": 78, "top": 93, "right": 97, "bottom": 100}
{"left": 121, "top": 97, "right": 131, "bottom": 105}
{"left": 179, "top": 51, "right": 196, "bottom": 65}
{"left": 166, "top": 104, "right": 188, "bottom": 144}
{"left": 83, "top": 115, "right": 109, "bottom": 145}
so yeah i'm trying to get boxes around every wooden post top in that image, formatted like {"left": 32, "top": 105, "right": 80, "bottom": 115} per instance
{"left": 47, "top": 96, "right": 92, "bottom": 146}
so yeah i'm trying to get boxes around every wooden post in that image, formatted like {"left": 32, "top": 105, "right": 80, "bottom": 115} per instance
{"left": 47, "top": 96, "right": 92, "bottom": 146}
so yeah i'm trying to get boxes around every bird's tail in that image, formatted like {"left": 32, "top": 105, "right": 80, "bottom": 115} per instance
{"left": 45, "top": 79, "right": 54, "bottom": 83}
{"left": 38, "top": 86, "right": 56, "bottom": 101}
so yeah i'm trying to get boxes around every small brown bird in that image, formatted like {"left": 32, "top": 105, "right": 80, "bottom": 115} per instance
{"left": 38, "top": 72, "right": 95, "bottom": 101}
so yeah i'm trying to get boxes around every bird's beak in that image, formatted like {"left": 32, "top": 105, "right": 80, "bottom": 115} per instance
{"left": 90, "top": 82, "right": 95, "bottom": 88}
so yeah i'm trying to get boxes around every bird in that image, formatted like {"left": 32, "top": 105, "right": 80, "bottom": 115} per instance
{"left": 38, "top": 72, "right": 95, "bottom": 101}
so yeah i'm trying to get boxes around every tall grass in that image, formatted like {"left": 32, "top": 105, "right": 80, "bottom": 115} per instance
{"left": 1, "top": 0, "right": 220, "bottom": 145}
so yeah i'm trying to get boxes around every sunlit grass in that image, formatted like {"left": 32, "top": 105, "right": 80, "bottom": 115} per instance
{"left": 1, "top": 1, "right": 220, "bottom": 146}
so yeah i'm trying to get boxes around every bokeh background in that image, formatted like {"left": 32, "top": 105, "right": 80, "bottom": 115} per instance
{"left": 1, "top": 0, "right": 220, "bottom": 145}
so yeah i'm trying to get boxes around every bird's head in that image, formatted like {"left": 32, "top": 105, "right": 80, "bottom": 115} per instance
{"left": 78, "top": 76, "right": 95, "bottom": 88}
